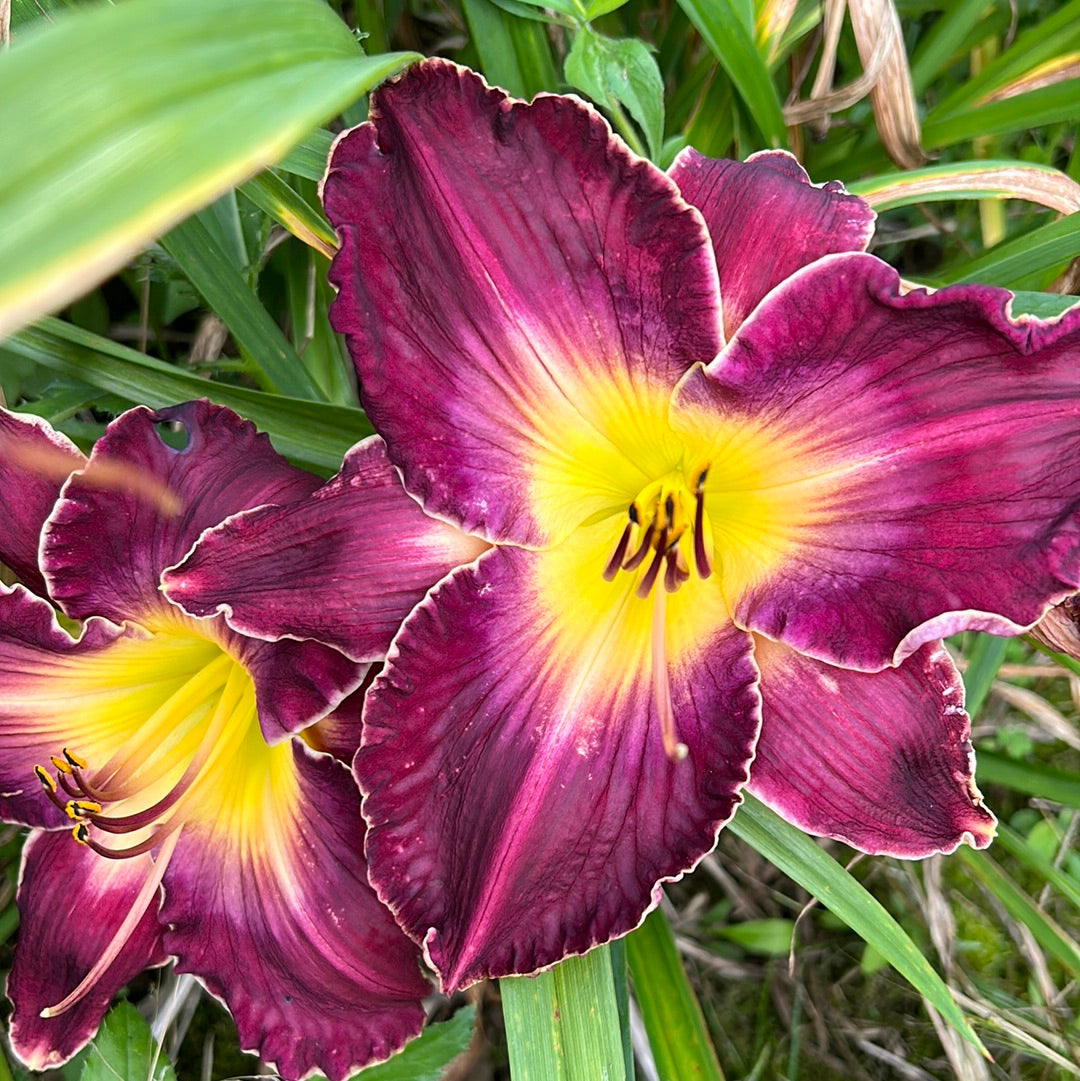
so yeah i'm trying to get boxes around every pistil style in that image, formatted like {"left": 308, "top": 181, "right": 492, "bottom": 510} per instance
{"left": 600, "top": 468, "right": 713, "bottom": 761}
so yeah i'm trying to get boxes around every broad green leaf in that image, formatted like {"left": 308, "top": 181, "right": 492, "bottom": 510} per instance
{"left": 626, "top": 908, "right": 725, "bottom": 1081}
{"left": 10, "top": 0, "right": 79, "bottom": 32}
{"left": 958, "top": 633, "right": 1009, "bottom": 719}
{"left": 484, "top": 0, "right": 577, "bottom": 25}
{"left": 159, "top": 212, "right": 323, "bottom": 400}
{"left": 909, "top": 0, "right": 1010, "bottom": 95}
{"left": 1009, "top": 292, "right": 1080, "bottom": 319}
{"left": 608, "top": 938, "right": 635, "bottom": 1081}
{"left": 79, "top": 1001, "right": 176, "bottom": 1081}
{"left": 280, "top": 130, "right": 338, "bottom": 183}
{"left": 464, "top": 0, "right": 536, "bottom": 97}
{"left": 312, "top": 1008, "right": 474, "bottom": 1081}
{"left": 940, "top": 212, "right": 1080, "bottom": 287}
{"left": 675, "top": 0, "right": 786, "bottom": 148}
{"left": 994, "top": 824, "right": 1080, "bottom": 911}
{"left": 353, "top": 0, "right": 390, "bottom": 55}
{"left": 729, "top": 795, "right": 987, "bottom": 1055}
{"left": 490, "top": 0, "right": 585, "bottom": 17}
{"left": 922, "top": 82, "right": 1080, "bottom": 150}
{"left": 716, "top": 918, "right": 794, "bottom": 956}
{"left": 502, "top": 944, "right": 627, "bottom": 1081}
{"left": 0, "top": 0, "right": 417, "bottom": 339}
{"left": 464, "top": 0, "right": 560, "bottom": 97}
{"left": 974, "top": 750, "right": 1080, "bottom": 808}
{"left": 6, "top": 319, "right": 369, "bottom": 471}
{"left": 926, "top": 0, "right": 1080, "bottom": 117}
{"left": 239, "top": 172, "right": 337, "bottom": 258}
{"left": 586, "top": 0, "right": 631, "bottom": 17}
{"left": 565, "top": 28, "right": 665, "bottom": 159}
{"left": 956, "top": 848, "right": 1080, "bottom": 977}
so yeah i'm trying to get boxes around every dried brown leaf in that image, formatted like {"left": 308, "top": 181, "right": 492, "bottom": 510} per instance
{"left": 847, "top": 0, "right": 925, "bottom": 167}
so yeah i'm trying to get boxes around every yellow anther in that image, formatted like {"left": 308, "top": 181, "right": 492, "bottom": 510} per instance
{"left": 50, "top": 754, "right": 72, "bottom": 775}
{"left": 72, "top": 822, "right": 90, "bottom": 845}
{"left": 62, "top": 748, "right": 88, "bottom": 770}
{"left": 66, "top": 800, "right": 102, "bottom": 820}
{"left": 34, "top": 765, "right": 57, "bottom": 792}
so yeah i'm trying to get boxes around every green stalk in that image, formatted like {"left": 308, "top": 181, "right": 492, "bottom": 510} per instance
{"left": 501, "top": 944, "right": 628, "bottom": 1081}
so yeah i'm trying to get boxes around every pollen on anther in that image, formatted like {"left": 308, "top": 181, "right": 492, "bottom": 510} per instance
{"left": 62, "top": 748, "right": 88, "bottom": 770}
{"left": 34, "top": 765, "right": 56, "bottom": 792}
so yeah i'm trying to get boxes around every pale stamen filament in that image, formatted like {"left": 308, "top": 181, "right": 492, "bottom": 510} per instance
{"left": 35, "top": 651, "right": 249, "bottom": 860}
{"left": 73, "top": 819, "right": 179, "bottom": 859}
{"left": 650, "top": 588, "right": 688, "bottom": 762}
{"left": 95, "top": 664, "right": 244, "bottom": 842}
{"left": 40, "top": 828, "right": 181, "bottom": 1019}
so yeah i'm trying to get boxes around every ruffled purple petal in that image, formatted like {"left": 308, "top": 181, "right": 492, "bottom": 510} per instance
{"left": 324, "top": 59, "right": 722, "bottom": 547}
{"left": 163, "top": 437, "right": 487, "bottom": 662}
{"left": 7, "top": 830, "right": 167, "bottom": 1071}
{"left": 668, "top": 149, "right": 874, "bottom": 338}
{"left": 0, "top": 583, "right": 147, "bottom": 828}
{"left": 357, "top": 546, "right": 760, "bottom": 990}
{"left": 234, "top": 633, "right": 366, "bottom": 744}
{"left": 0, "top": 409, "right": 85, "bottom": 597}
{"left": 42, "top": 401, "right": 319, "bottom": 624}
{"left": 676, "top": 253, "right": 1080, "bottom": 670}
{"left": 748, "top": 638, "right": 996, "bottom": 856}
{"left": 301, "top": 681, "right": 371, "bottom": 765}
{"left": 160, "top": 743, "right": 428, "bottom": 1081}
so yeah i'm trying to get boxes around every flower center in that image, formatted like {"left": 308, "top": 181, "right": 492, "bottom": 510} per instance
{"left": 34, "top": 647, "right": 244, "bottom": 859}
{"left": 602, "top": 466, "right": 713, "bottom": 596}
{"left": 599, "top": 466, "right": 713, "bottom": 763}
{"left": 30, "top": 627, "right": 260, "bottom": 1018}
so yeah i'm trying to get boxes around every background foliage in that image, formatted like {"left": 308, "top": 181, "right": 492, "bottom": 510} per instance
{"left": 0, "top": 0, "right": 1078, "bottom": 1078}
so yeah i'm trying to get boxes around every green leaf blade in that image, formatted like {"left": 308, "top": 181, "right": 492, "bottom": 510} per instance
{"left": 674, "top": 0, "right": 786, "bottom": 148}
{"left": 79, "top": 1001, "right": 176, "bottom": 1081}
{"left": 729, "top": 795, "right": 987, "bottom": 1057}
{"left": 0, "top": 0, "right": 417, "bottom": 339}
{"left": 626, "top": 908, "right": 725, "bottom": 1081}
{"left": 501, "top": 945, "right": 627, "bottom": 1081}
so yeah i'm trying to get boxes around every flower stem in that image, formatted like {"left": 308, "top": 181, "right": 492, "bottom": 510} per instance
{"left": 607, "top": 99, "right": 648, "bottom": 160}
{"left": 501, "top": 943, "right": 628, "bottom": 1081}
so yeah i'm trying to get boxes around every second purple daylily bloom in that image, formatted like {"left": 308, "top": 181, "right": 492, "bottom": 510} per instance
{"left": 166, "top": 60, "right": 1080, "bottom": 991}
{"left": 0, "top": 402, "right": 429, "bottom": 1080}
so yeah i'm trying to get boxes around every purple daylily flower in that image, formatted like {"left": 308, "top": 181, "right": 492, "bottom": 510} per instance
{"left": 0, "top": 402, "right": 430, "bottom": 1081}
{"left": 165, "top": 59, "right": 1080, "bottom": 992}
